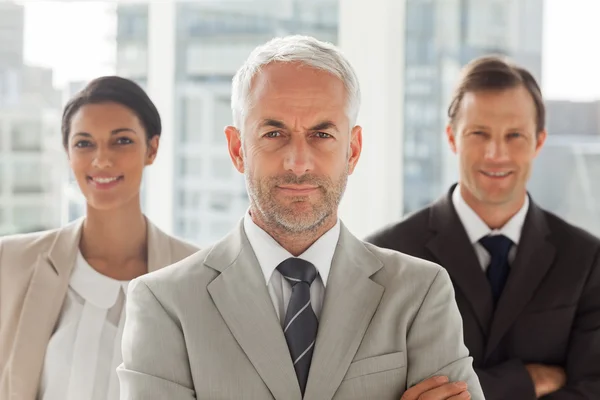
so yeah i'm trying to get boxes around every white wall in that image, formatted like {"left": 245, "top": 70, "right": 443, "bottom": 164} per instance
{"left": 338, "top": 0, "right": 406, "bottom": 238}
{"left": 144, "top": 1, "right": 176, "bottom": 234}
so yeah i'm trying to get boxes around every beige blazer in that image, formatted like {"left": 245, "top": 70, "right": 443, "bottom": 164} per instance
{"left": 0, "top": 217, "right": 199, "bottom": 400}
{"left": 117, "top": 220, "right": 485, "bottom": 400}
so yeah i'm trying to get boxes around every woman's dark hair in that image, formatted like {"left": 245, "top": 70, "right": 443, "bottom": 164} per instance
{"left": 61, "top": 76, "right": 161, "bottom": 148}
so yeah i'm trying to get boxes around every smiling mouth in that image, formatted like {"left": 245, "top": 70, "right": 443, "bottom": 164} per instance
{"left": 87, "top": 176, "right": 124, "bottom": 185}
{"left": 481, "top": 171, "right": 512, "bottom": 178}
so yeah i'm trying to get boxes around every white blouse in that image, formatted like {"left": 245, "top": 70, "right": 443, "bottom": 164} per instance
{"left": 38, "top": 252, "right": 130, "bottom": 400}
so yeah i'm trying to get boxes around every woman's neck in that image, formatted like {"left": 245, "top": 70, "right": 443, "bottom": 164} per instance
{"left": 80, "top": 197, "right": 147, "bottom": 266}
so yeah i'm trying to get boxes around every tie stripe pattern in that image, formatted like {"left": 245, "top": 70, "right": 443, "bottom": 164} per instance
{"left": 277, "top": 257, "right": 318, "bottom": 396}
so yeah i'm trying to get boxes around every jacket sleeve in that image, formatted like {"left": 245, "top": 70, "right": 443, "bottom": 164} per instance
{"left": 405, "top": 268, "right": 486, "bottom": 400}
{"left": 117, "top": 278, "right": 196, "bottom": 400}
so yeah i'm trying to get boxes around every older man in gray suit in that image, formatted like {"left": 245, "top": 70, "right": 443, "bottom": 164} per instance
{"left": 117, "top": 36, "right": 484, "bottom": 400}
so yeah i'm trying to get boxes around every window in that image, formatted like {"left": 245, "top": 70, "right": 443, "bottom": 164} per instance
{"left": 179, "top": 156, "right": 202, "bottom": 178}
{"left": 12, "top": 205, "right": 44, "bottom": 231}
{"left": 68, "top": 201, "right": 85, "bottom": 223}
{"left": 178, "top": 189, "right": 202, "bottom": 210}
{"left": 0, "top": 161, "right": 4, "bottom": 193}
{"left": 12, "top": 160, "right": 43, "bottom": 194}
{"left": 11, "top": 121, "right": 42, "bottom": 151}
{"left": 209, "top": 220, "right": 234, "bottom": 239}
{"left": 117, "top": 6, "right": 148, "bottom": 40}
{"left": 213, "top": 96, "right": 231, "bottom": 144}
{"left": 176, "top": 216, "right": 200, "bottom": 240}
{"left": 211, "top": 156, "right": 235, "bottom": 180}
{"left": 182, "top": 97, "right": 204, "bottom": 144}
{"left": 208, "top": 191, "right": 233, "bottom": 213}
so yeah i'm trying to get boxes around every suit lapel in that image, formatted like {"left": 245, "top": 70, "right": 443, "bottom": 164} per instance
{"left": 485, "top": 203, "right": 555, "bottom": 358}
{"left": 425, "top": 190, "right": 494, "bottom": 335}
{"left": 303, "top": 224, "right": 385, "bottom": 400}
{"left": 206, "top": 222, "right": 302, "bottom": 400}
{"left": 10, "top": 218, "right": 83, "bottom": 400}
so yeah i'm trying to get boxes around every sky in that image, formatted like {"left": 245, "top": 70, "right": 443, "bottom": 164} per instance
{"left": 17, "top": 0, "right": 600, "bottom": 101}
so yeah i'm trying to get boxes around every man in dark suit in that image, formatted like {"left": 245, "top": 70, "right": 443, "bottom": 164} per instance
{"left": 366, "top": 56, "right": 600, "bottom": 400}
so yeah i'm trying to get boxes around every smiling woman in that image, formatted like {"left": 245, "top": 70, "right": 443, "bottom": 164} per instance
{"left": 0, "top": 77, "right": 199, "bottom": 400}
{"left": 61, "top": 77, "right": 161, "bottom": 211}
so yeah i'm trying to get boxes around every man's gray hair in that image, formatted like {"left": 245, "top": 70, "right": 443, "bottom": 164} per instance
{"left": 231, "top": 35, "right": 361, "bottom": 130}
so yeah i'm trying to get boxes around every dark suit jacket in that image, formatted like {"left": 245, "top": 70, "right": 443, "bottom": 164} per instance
{"left": 365, "top": 186, "right": 600, "bottom": 400}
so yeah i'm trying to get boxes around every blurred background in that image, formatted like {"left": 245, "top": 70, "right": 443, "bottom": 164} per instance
{"left": 1, "top": 0, "right": 599, "bottom": 246}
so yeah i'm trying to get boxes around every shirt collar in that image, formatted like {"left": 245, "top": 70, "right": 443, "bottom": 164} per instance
{"left": 452, "top": 184, "right": 529, "bottom": 245}
{"left": 243, "top": 211, "right": 340, "bottom": 286}
{"left": 69, "top": 252, "right": 130, "bottom": 309}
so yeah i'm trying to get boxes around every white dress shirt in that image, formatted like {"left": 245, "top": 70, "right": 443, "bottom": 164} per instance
{"left": 38, "top": 252, "right": 129, "bottom": 400}
{"left": 243, "top": 212, "right": 341, "bottom": 325}
{"left": 452, "top": 185, "right": 529, "bottom": 271}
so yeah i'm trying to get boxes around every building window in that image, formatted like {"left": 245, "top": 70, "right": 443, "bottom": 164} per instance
{"left": 12, "top": 160, "right": 43, "bottom": 194}
{"left": 117, "top": 7, "right": 148, "bottom": 40}
{"left": 176, "top": 216, "right": 200, "bottom": 241}
{"left": 0, "top": 161, "right": 4, "bottom": 193}
{"left": 178, "top": 189, "right": 202, "bottom": 210}
{"left": 211, "top": 156, "right": 235, "bottom": 180}
{"left": 12, "top": 205, "right": 44, "bottom": 232}
{"left": 213, "top": 96, "right": 231, "bottom": 144}
{"left": 179, "top": 156, "right": 202, "bottom": 178}
{"left": 182, "top": 97, "right": 204, "bottom": 144}
{"left": 208, "top": 191, "right": 233, "bottom": 213}
{"left": 209, "top": 220, "right": 234, "bottom": 239}
{"left": 11, "top": 121, "right": 42, "bottom": 151}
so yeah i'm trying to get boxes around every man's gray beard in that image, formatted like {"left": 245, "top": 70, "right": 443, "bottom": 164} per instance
{"left": 245, "top": 170, "right": 347, "bottom": 234}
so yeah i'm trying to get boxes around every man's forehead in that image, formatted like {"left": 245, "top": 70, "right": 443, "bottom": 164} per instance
{"left": 250, "top": 62, "right": 345, "bottom": 96}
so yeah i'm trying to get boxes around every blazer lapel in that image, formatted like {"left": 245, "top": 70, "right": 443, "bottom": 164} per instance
{"left": 303, "top": 224, "right": 385, "bottom": 400}
{"left": 206, "top": 221, "right": 302, "bottom": 400}
{"left": 145, "top": 218, "right": 173, "bottom": 272}
{"left": 9, "top": 218, "right": 83, "bottom": 400}
{"left": 485, "top": 202, "right": 556, "bottom": 358}
{"left": 425, "top": 190, "right": 494, "bottom": 335}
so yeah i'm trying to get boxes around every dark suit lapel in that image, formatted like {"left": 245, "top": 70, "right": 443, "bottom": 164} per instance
{"left": 485, "top": 202, "right": 556, "bottom": 358}
{"left": 425, "top": 189, "right": 495, "bottom": 335}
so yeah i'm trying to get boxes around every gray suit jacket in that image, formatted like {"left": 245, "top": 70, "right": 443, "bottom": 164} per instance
{"left": 118, "top": 220, "right": 484, "bottom": 400}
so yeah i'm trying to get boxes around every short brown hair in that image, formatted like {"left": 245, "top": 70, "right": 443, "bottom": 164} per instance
{"left": 447, "top": 55, "right": 545, "bottom": 133}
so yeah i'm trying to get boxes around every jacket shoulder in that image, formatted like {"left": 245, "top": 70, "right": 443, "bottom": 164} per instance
{"left": 365, "top": 206, "right": 433, "bottom": 250}
{"left": 0, "top": 228, "right": 64, "bottom": 286}
{"left": 364, "top": 241, "right": 442, "bottom": 278}
{"left": 540, "top": 209, "right": 600, "bottom": 259}
{"left": 167, "top": 234, "right": 200, "bottom": 261}
{"left": 543, "top": 209, "right": 600, "bottom": 245}
{"left": 0, "top": 228, "right": 61, "bottom": 261}
{"left": 138, "top": 244, "right": 215, "bottom": 289}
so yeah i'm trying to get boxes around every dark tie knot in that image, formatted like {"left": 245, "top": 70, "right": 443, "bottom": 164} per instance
{"left": 277, "top": 257, "right": 318, "bottom": 286}
{"left": 479, "top": 234, "right": 513, "bottom": 259}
